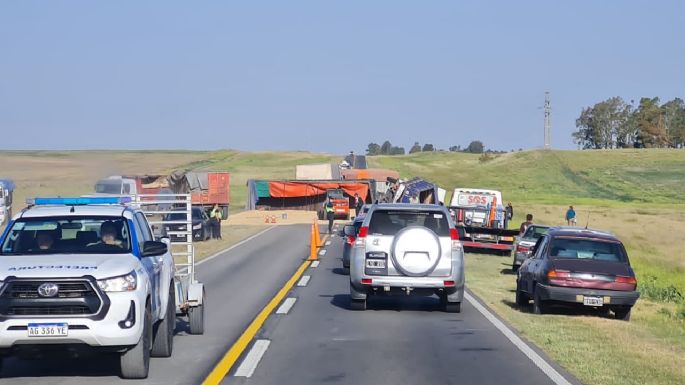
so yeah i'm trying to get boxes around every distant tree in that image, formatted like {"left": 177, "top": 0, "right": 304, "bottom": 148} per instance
{"left": 662, "top": 98, "right": 685, "bottom": 148}
{"left": 422, "top": 143, "right": 435, "bottom": 152}
{"left": 634, "top": 97, "right": 669, "bottom": 148}
{"left": 380, "top": 140, "right": 393, "bottom": 155}
{"left": 449, "top": 145, "right": 461, "bottom": 152}
{"left": 465, "top": 141, "right": 484, "bottom": 154}
{"left": 409, "top": 142, "right": 422, "bottom": 154}
{"left": 573, "top": 97, "right": 634, "bottom": 149}
{"left": 366, "top": 143, "right": 381, "bottom": 156}
{"left": 389, "top": 146, "right": 405, "bottom": 155}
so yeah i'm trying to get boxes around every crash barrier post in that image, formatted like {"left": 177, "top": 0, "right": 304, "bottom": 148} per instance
{"left": 309, "top": 223, "right": 319, "bottom": 261}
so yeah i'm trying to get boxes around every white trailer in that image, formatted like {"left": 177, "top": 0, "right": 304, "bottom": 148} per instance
{"left": 136, "top": 193, "right": 206, "bottom": 334}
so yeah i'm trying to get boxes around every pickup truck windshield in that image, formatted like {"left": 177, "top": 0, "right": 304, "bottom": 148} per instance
{"left": 327, "top": 190, "right": 345, "bottom": 199}
{"left": 95, "top": 182, "right": 123, "bottom": 194}
{"left": 1, "top": 216, "right": 132, "bottom": 255}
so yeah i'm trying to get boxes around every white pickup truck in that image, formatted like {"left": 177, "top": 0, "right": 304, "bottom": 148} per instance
{"left": 0, "top": 197, "right": 177, "bottom": 379}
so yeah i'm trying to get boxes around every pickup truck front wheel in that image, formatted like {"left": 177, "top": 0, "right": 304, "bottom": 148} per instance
{"left": 152, "top": 284, "right": 176, "bottom": 357}
{"left": 120, "top": 302, "right": 152, "bottom": 379}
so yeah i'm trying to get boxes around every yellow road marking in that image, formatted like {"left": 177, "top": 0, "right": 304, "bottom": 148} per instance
{"left": 201, "top": 234, "right": 331, "bottom": 385}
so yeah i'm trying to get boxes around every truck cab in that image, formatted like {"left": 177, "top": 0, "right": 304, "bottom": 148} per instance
{"left": 326, "top": 189, "right": 350, "bottom": 220}
{"left": 94, "top": 176, "right": 138, "bottom": 196}
{"left": 0, "top": 197, "right": 177, "bottom": 378}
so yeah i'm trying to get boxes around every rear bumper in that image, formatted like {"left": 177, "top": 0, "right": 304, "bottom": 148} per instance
{"left": 463, "top": 241, "right": 513, "bottom": 251}
{"left": 513, "top": 251, "right": 531, "bottom": 265}
{"left": 537, "top": 284, "right": 640, "bottom": 306}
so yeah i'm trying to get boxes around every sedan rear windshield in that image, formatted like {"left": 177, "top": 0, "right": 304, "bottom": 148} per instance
{"left": 368, "top": 210, "right": 450, "bottom": 236}
{"left": 1, "top": 216, "right": 132, "bottom": 255}
{"left": 524, "top": 226, "right": 549, "bottom": 239}
{"left": 549, "top": 237, "right": 626, "bottom": 262}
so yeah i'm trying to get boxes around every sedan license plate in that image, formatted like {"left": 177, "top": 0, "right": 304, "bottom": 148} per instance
{"left": 28, "top": 323, "right": 68, "bottom": 337}
{"left": 583, "top": 296, "right": 604, "bottom": 307}
{"left": 366, "top": 260, "right": 386, "bottom": 269}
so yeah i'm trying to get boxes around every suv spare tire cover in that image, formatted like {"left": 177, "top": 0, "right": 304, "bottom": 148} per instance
{"left": 391, "top": 226, "right": 442, "bottom": 277}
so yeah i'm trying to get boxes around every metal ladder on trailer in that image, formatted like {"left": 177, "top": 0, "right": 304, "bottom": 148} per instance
{"left": 135, "top": 193, "right": 205, "bottom": 334}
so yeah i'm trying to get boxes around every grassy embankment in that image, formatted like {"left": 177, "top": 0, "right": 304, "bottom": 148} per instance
{"left": 372, "top": 149, "right": 685, "bottom": 385}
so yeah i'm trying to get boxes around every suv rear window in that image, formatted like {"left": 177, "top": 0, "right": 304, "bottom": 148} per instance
{"left": 524, "top": 226, "right": 549, "bottom": 239}
{"left": 368, "top": 210, "right": 450, "bottom": 236}
{"left": 549, "top": 237, "right": 626, "bottom": 262}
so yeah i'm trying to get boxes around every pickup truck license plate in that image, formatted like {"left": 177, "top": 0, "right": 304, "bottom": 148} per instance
{"left": 28, "top": 323, "right": 68, "bottom": 337}
{"left": 583, "top": 296, "right": 604, "bottom": 306}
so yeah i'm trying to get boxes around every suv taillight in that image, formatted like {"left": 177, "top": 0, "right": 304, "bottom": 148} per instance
{"left": 517, "top": 245, "right": 530, "bottom": 253}
{"left": 355, "top": 226, "right": 368, "bottom": 247}
{"left": 450, "top": 228, "right": 462, "bottom": 250}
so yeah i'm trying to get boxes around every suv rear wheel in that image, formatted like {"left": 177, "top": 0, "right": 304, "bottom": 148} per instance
{"left": 350, "top": 298, "right": 366, "bottom": 311}
{"left": 440, "top": 295, "right": 461, "bottom": 313}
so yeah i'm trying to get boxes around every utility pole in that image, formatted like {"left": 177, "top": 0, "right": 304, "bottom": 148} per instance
{"left": 544, "top": 91, "right": 551, "bottom": 150}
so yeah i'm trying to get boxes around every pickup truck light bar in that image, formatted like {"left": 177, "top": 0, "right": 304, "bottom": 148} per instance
{"left": 27, "top": 197, "right": 132, "bottom": 206}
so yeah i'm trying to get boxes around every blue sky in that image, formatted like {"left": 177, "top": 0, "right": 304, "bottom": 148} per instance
{"left": 1, "top": 1, "right": 683, "bottom": 153}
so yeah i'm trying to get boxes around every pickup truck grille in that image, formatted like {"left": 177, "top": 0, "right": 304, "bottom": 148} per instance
{"left": 0, "top": 279, "right": 105, "bottom": 318}
{"left": 5, "top": 282, "right": 96, "bottom": 299}
{"left": 7, "top": 305, "right": 92, "bottom": 316}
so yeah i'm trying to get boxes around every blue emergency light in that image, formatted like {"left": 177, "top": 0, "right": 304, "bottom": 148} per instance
{"left": 28, "top": 197, "right": 133, "bottom": 206}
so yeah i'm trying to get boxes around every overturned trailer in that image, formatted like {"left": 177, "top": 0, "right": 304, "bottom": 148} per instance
{"left": 245, "top": 179, "right": 374, "bottom": 216}
{"left": 392, "top": 177, "right": 446, "bottom": 205}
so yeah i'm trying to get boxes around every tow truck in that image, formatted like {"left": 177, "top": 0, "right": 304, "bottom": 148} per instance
{"left": 448, "top": 188, "right": 518, "bottom": 255}
{"left": 0, "top": 196, "right": 205, "bottom": 379}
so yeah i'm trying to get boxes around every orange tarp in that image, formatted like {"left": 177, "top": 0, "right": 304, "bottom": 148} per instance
{"left": 341, "top": 168, "right": 400, "bottom": 181}
{"left": 269, "top": 182, "right": 370, "bottom": 201}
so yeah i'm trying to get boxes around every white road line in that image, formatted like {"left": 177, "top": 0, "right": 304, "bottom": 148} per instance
{"left": 464, "top": 292, "right": 573, "bottom": 385}
{"left": 319, "top": 249, "right": 327, "bottom": 256}
{"left": 275, "top": 297, "right": 297, "bottom": 314}
{"left": 325, "top": 241, "right": 331, "bottom": 246}
{"left": 197, "top": 227, "right": 275, "bottom": 266}
{"left": 310, "top": 260, "right": 320, "bottom": 268}
{"left": 297, "top": 275, "right": 311, "bottom": 287}
{"left": 234, "top": 339, "right": 271, "bottom": 377}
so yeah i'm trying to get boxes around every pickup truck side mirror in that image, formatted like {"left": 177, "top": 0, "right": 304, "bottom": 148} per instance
{"left": 343, "top": 225, "right": 356, "bottom": 237}
{"left": 142, "top": 241, "right": 168, "bottom": 257}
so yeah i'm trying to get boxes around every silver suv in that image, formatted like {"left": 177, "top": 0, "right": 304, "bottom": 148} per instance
{"left": 348, "top": 204, "right": 465, "bottom": 312}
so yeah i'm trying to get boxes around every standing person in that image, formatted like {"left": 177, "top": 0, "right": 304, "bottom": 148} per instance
{"left": 210, "top": 204, "right": 223, "bottom": 239}
{"left": 324, "top": 198, "right": 335, "bottom": 234}
{"left": 354, "top": 193, "right": 363, "bottom": 216}
{"left": 506, "top": 202, "right": 514, "bottom": 221}
{"left": 565, "top": 205, "right": 577, "bottom": 226}
{"left": 519, "top": 214, "right": 533, "bottom": 234}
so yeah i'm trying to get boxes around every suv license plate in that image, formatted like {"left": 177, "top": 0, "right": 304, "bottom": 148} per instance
{"left": 366, "top": 260, "right": 386, "bottom": 268}
{"left": 583, "top": 296, "right": 604, "bottom": 307}
{"left": 28, "top": 323, "right": 68, "bottom": 337}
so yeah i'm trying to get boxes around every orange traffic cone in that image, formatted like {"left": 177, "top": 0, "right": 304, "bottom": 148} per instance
{"left": 313, "top": 221, "right": 323, "bottom": 247}
{"left": 309, "top": 223, "right": 318, "bottom": 261}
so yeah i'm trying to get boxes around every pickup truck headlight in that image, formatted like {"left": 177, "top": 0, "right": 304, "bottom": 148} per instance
{"left": 97, "top": 271, "right": 137, "bottom": 292}
{"left": 192, "top": 223, "right": 202, "bottom": 230}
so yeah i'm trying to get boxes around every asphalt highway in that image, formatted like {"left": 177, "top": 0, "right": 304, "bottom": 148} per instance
{"left": 1, "top": 224, "right": 579, "bottom": 385}
{"left": 0, "top": 225, "right": 309, "bottom": 385}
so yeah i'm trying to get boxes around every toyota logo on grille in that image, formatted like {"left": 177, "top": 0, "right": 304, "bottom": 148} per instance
{"left": 37, "top": 283, "right": 59, "bottom": 298}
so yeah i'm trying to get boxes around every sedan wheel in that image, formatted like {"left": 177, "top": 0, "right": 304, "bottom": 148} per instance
{"left": 613, "top": 307, "right": 631, "bottom": 321}
{"left": 533, "top": 290, "right": 546, "bottom": 315}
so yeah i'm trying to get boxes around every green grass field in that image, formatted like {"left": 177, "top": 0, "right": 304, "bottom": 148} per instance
{"left": 2, "top": 148, "right": 684, "bottom": 385}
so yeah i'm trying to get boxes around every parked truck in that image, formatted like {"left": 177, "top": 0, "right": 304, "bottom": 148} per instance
{"left": 448, "top": 188, "right": 518, "bottom": 255}
{"left": 94, "top": 172, "right": 230, "bottom": 218}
